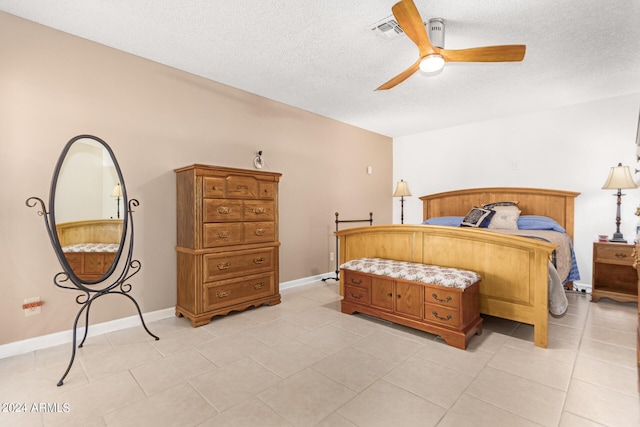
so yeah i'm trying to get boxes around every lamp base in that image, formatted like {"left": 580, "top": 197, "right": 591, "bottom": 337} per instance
{"left": 609, "top": 232, "right": 627, "bottom": 243}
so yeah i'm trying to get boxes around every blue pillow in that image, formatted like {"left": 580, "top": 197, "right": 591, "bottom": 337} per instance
{"left": 517, "top": 216, "right": 566, "bottom": 233}
{"left": 422, "top": 216, "right": 464, "bottom": 226}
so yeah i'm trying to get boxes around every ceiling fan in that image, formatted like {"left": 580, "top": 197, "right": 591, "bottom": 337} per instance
{"left": 376, "top": 0, "right": 526, "bottom": 90}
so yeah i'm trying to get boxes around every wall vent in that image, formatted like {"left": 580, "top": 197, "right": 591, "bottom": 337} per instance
{"left": 369, "top": 15, "right": 404, "bottom": 39}
{"left": 369, "top": 15, "right": 429, "bottom": 40}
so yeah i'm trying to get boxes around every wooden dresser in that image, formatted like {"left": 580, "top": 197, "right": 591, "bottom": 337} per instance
{"left": 175, "top": 164, "right": 282, "bottom": 326}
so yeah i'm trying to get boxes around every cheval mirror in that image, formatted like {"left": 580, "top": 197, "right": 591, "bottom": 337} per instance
{"left": 26, "top": 134, "right": 158, "bottom": 386}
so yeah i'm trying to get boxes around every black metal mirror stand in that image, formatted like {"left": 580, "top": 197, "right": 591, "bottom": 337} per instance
{"left": 26, "top": 197, "right": 159, "bottom": 386}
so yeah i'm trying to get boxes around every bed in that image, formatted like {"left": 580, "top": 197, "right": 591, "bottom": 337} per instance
{"left": 336, "top": 187, "right": 580, "bottom": 348}
{"left": 56, "top": 219, "right": 123, "bottom": 247}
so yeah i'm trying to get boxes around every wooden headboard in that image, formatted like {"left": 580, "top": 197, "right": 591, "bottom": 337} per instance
{"left": 419, "top": 187, "right": 580, "bottom": 240}
{"left": 56, "top": 219, "right": 123, "bottom": 247}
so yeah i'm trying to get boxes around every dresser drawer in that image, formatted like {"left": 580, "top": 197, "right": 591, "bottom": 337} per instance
{"left": 203, "top": 177, "right": 226, "bottom": 198}
{"left": 227, "top": 176, "right": 259, "bottom": 198}
{"left": 203, "top": 248, "right": 275, "bottom": 281}
{"left": 243, "top": 201, "right": 275, "bottom": 221}
{"left": 424, "top": 303, "right": 460, "bottom": 328}
{"left": 203, "top": 199, "right": 243, "bottom": 222}
{"left": 259, "top": 182, "right": 276, "bottom": 199}
{"left": 244, "top": 221, "right": 276, "bottom": 244}
{"left": 203, "top": 272, "right": 275, "bottom": 311}
{"left": 595, "top": 243, "right": 635, "bottom": 266}
{"left": 424, "top": 286, "right": 460, "bottom": 309}
{"left": 203, "top": 223, "right": 244, "bottom": 247}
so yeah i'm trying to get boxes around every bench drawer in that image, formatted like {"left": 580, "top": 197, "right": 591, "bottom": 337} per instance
{"left": 342, "top": 271, "right": 371, "bottom": 290}
{"left": 424, "top": 303, "right": 461, "bottom": 328}
{"left": 344, "top": 285, "right": 370, "bottom": 304}
{"left": 424, "top": 286, "right": 460, "bottom": 309}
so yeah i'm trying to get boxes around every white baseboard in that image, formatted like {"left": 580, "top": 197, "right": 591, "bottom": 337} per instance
{"left": 0, "top": 272, "right": 335, "bottom": 360}
{"left": 0, "top": 307, "right": 174, "bottom": 360}
{"left": 572, "top": 281, "right": 592, "bottom": 293}
{"left": 280, "top": 271, "right": 336, "bottom": 290}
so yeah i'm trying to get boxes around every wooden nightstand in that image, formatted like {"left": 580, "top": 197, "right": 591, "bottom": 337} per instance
{"left": 592, "top": 242, "right": 638, "bottom": 303}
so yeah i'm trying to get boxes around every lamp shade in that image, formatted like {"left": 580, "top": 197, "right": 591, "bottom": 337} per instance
{"left": 393, "top": 180, "right": 411, "bottom": 197}
{"left": 602, "top": 163, "right": 638, "bottom": 190}
{"left": 111, "top": 183, "right": 123, "bottom": 197}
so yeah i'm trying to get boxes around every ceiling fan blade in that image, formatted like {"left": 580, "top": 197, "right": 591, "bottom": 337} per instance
{"left": 392, "top": 0, "right": 435, "bottom": 56}
{"left": 376, "top": 60, "right": 421, "bottom": 91}
{"left": 441, "top": 45, "right": 526, "bottom": 63}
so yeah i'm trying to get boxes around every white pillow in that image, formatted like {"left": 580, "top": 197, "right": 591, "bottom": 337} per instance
{"left": 488, "top": 206, "right": 521, "bottom": 230}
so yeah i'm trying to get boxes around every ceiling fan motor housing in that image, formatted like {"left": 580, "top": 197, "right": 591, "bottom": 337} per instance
{"left": 428, "top": 18, "right": 444, "bottom": 48}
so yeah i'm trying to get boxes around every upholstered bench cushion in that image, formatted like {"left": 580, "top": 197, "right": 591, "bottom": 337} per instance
{"left": 340, "top": 257, "right": 481, "bottom": 290}
{"left": 62, "top": 243, "right": 119, "bottom": 253}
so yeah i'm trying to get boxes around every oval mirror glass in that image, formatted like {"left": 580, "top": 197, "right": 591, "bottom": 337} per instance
{"left": 49, "top": 135, "right": 127, "bottom": 284}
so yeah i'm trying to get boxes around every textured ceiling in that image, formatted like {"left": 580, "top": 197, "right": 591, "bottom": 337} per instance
{"left": 1, "top": 0, "right": 639, "bottom": 137}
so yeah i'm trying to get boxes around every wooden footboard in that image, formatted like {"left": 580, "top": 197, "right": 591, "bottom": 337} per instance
{"left": 336, "top": 225, "right": 556, "bottom": 348}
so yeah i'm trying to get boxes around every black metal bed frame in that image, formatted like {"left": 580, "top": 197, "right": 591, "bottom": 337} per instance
{"left": 322, "top": 211, "right": 373, "bottom": 282}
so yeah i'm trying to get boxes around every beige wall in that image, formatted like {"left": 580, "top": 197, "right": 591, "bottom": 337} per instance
{"left": 0, "top": 13, "right": 393, "bottom": 345}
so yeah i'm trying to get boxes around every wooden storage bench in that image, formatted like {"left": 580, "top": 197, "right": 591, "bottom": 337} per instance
{"left": 340, "top": 258, "right": 483, "bottom": 349}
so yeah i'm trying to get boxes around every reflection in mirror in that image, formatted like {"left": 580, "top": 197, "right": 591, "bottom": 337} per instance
{"left": 53, "top": 137, "right": 125, "bottom": 282}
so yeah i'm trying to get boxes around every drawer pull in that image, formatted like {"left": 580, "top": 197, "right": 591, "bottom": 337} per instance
{"left": 349, "top": 291, "right": 364, "bottom": 300}
{"left": 614, "top": 253, "right": 628, "bottom": 259}
{"left": 431, "top": 293, "right": 452, "bottom": 304}
{"left": 253, "top": 257, "right": 266, "bottom": 264}
{"left": 218, "top": 231, "right": 230, "bottom": 239}
{"left": 217, "top": 262, "right": 231, "bottom": 270}
{"left": 236, "top": 184, "right": 249, "bottom": 191}
{"left": 349, "top": 278, "right": 362, "bottom": 285}
{"left": 216, "top": 290, "right": 231, "bottom": 298}
{"left": 217, "top": 207, "right": 232, "bottom": 214}
{"left": 252, "top": 207, "right": 267, "bottom": 214}
{"left": 254, "top": 228, "right": 266, "bottom": 236}
{"left": 387, "top": 293, "right": 393, "bottom": 297}
{"left": 253, "top": 282, "right": 265, "bottom": 290}
{"left": 431, "top": 311, "right": 452, "bottom": 322}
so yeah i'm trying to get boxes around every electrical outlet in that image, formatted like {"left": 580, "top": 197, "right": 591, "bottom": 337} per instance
{"left": 329, "top": 252, "right": 335, "bottom": 261}
{"left": 23, "top": 297, "right": 42, "bottom": 316}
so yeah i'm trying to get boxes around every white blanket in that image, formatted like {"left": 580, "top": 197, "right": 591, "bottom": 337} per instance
{"left": 548, "top": 261, "right": 568, "bottom": 316}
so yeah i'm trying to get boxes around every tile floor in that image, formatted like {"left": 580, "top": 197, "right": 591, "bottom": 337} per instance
{"left": 1, "top": 281, "right": 639, "bottom": 427}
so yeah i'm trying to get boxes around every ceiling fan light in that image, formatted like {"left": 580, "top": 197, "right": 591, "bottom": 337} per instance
{"left": 419, "top": 54, "right": 445, "bottom": 73}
